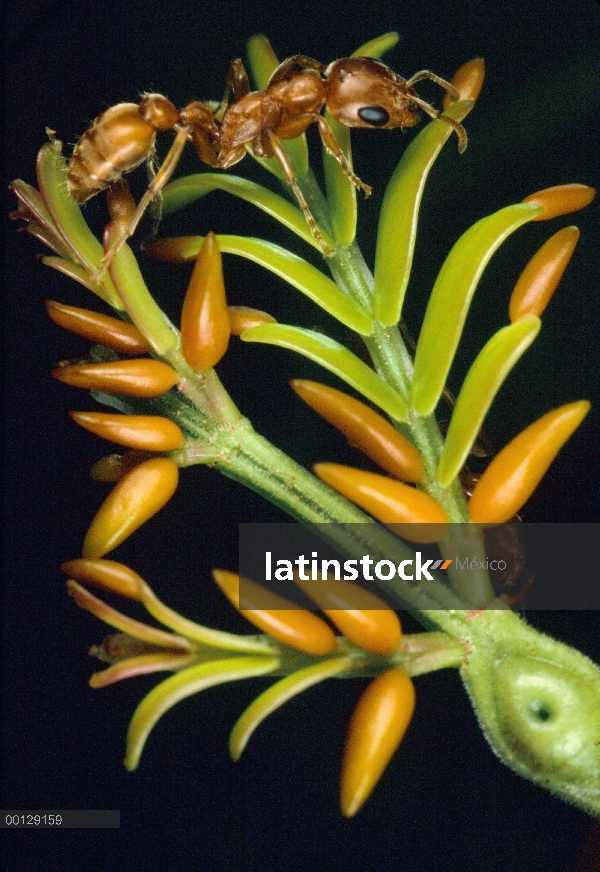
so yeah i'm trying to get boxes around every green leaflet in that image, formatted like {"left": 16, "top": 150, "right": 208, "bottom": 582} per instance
{"left": 373, "top": 101, "right": 475, "bottom": 326}
{"left": 246, "top": 33, "right": 280, "bottom": 89}
{"left": 42, "top": 256, "right": 106, "bottom": 294}
{"left": 10, "top": 179, "right": 69, "bottom": 256}
{"left": 35, "top": 142, "right": 121, "bottom": 307}
{"left": 138, "top": 582, "right": 279, "bottom": 655}
{"left": 322, "top": 33, "right": 401, "bottom": 247}
{"left": 180, "top": 234, "right": 372, "bottom": 335}
{"left": 105, "top": 227, "right": 178, "bottom": 355}
{"left": 162, "top": 173, "right": 324, "bottom": 250}
{"left": 323, "top": 112, "right": 357, "bottom": 248}
{"left": 351, "top": 32, "right": 400, "bottom": 58}
{"left": 410, "top": 202, "right": 543, "bottom": 416}
{"left": 436, "top": 317, "right": 541, "bottom": 487}
{"left": 124, "top": 657, "right": 279, "bottom": 771}
{"left": 229, "top": 656, "right": 352, "bottom": 760}
{"left": 66, "top": 580, "right": 192, "bottom": 651}
{"left": 241, "top": 323, "right": 407, "bottom": 421}
{"left": 244, "top": 35, "right": 309, "bottom": 181}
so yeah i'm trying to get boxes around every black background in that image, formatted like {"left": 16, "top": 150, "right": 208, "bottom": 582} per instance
{"left": 3, "top": 1, "right": 600, "bottom": 870}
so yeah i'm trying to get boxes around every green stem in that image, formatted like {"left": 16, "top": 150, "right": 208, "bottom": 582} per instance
{"left": 177, "top": 405, "right": 468, "bottom": 611}
{"left": 267, "top": 630, "right": 466, "bottom": 678}
{"left": 296, "top": 171, "right": 496, "bottom": 606}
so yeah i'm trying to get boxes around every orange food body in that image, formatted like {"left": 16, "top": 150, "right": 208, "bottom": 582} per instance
{"left": 292, "top": 380, "right": 424, "bottom": 482}
{"left": 61, "top": 558, "right": 144, "bottom": 601}
{"left": 180, "top": 232, "right": 230, "bottom": 370}
{"left": 228, "top": 305, "right": 277, "bottom": 335}
{"left": 341, "top": 669, "right": 415, "bottom": 817}
{"left": 313, "top": 463, "right": 448, "bottom": 543}
{"left": 70, "top": 411, "right": 184, "bottom": 452}
{"left": 212, "top": 569, "right": 337, "bottom": 656}
{"left": 522, "top": 184, "right": 596, "bottom": 221}
{"left": 45, "top": 300, "right": 151, "bottom": 353}
{"left": 468, "top": 402, "right": 590, "bottom": 524}
{"left": 52, "top": 358, "right": 178, "bottom": 397}
{"left": 82, "top": 457, "right": 179, "bottom": 558}
{"left": 443, "top": 58, "right": 485, "bottom": 108}
{"left": 293, "top": 574, "right": 401, "bottom": 655}
{"left": 509, "top": 227, "right": 579, "bottom": 322}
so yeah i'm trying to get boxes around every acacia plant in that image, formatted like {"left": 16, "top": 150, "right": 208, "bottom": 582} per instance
{"left": 10, "top": 33, "right": 599, "bottom": 819}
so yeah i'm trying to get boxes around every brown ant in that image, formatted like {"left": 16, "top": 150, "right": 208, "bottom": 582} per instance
{"left": 67, "top": 93, "right": 220, "bottom": 276}
{"left": 67, "top": 55, "right": 468, "bottom": 272}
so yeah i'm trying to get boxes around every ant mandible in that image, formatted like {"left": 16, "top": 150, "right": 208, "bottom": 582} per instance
{"left": 67, "top": 54, "right": 467, "bottom": 271}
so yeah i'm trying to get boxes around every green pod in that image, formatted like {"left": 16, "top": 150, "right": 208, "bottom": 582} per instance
{"left": 162, "top": 174, "right": 322, "bottom": 250}
{"left": 180, "top": 235, "right": 372, "bottom": 335}
{"left": 373, "top": 101, "right": 475, "bottom": 326}
{"left": 436, "top": 317, "right": 540, "bottom": 487}
{"left": 410, "top": 202, "right": 543, "bottom": 415}
{"left": 241, "top": 323, "right": 407, "bottom": 421}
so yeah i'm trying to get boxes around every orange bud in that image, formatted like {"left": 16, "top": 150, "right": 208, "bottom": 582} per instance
{"left": 61, "top": 558, "right": 144, "bottom": 601}
{"left": 82, "top": 457, "right": 179, "bottom": 558}
{"left": 228, "top": 305, "right": 277, "bottom": 335}
{"left": 509, "top": 226, "right": 580, "bottom": 321}
{"left": 313, "top": 463, "right": 449, "bottom": 544}
{"left": 522, "top": 184, "right": 596, "bottom": 220}
{"left": 52, "top": 358, "right": 179, "bottom": 397}
{"left": 144, "top": 236, "right": 201, "bottom": 263}
{"left": 45, "top": 300, "right": 151, "bottom": 354}
{"left": 443, "top": 58, "right": 485, "bottom": 108}
{"left": 69, "top": 411, "right": 184, "bottom": 452}
{"left": 293, "top": 574, "right": 401, "bottom": 655}
{"left": 340, "top": 669, "right": 415, "bottom": 817}
{"left": 90, "top": 450, "right": 152, "bottom": 481}
{"left": 180, "top": 232, "right": 230, "bottom": 370}
{"left": 90, "top": 453, "right": 124, "bottom": 482}
{"left": 212, "top": 569, "right": 337, "bottom": 657}
{"left": 468, "top": 401, "right": 590, "bottom": 524}
{"left": 292, "top": 380, "right": 424, "bottom": 482}
{"left": 106, "top": 180, "right": 137, "bottom": 231}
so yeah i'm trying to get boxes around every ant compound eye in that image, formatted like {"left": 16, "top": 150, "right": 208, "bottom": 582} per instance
{"left": 357, "top": 105, "right": 390, "bottom": 127}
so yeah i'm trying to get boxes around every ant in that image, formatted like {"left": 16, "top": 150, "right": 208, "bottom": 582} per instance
{"left": 67, "top": 93, "right": 220, "bottom": 276}
{"left": 214, "top": 55, "right": 466, "bottom": 252}
{"left": 67, "top": 55, "right": 468, "bottom": 273}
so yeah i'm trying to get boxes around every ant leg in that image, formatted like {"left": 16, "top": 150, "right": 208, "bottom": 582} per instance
{"left": 144, "top": 145, "right": 164, "bottom": 239}
{"left": 267, "top": 55, "right": 325, "bottom": 86}
{"left": 405, "top": 69, "right": 460, "bottom": 103}
{"left": 214, "top": 59, "right": 250, "bottom": 120}
{"left": 408, "top": 94, "right": 468, "bottom": 152}
{"left": 92, "top": 126, "right": 191, "bottom": 281}
{"left": 313, "top": 114, "right": 372, "bottom": 196}
{"left": 265, "top": 129, "right": 332, "bottom": 255}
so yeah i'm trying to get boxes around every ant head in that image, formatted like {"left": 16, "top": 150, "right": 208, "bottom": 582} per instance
{"left": 324, "top": 57, "right": 420, "bottom": 130}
